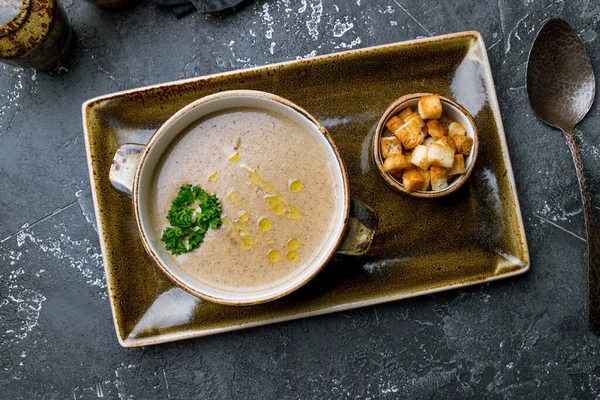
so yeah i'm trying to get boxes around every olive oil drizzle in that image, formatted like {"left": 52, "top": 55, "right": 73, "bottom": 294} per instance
{"left": 240, "top": 163, "right": 301, "bottom": 219}
{"left": 221, "top": 215, "right": 253, "bottom": 251}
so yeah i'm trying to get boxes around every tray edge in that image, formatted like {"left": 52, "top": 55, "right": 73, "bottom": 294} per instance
{"left": 470, "top": 31, "right": 531, "bottom": 271}
{"left": 121, "top": 266, "right": 528, "bottom": 347}
{"left": 81, "top": 30, "right": 483, "bottom": 110}
{"left": 81, "top": 103, "right": 130, "bottom": 348}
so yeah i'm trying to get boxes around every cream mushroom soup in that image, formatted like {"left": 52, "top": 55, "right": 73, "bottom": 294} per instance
{"left": 149, "top": 107, "right": 339, "bottom": 292}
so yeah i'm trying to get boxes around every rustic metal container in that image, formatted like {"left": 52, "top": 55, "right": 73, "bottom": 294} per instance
{"left": 0, "top": 0, "right": 75, "bottom": 71}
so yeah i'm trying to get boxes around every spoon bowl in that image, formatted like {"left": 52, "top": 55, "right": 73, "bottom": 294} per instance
{"left": 527, "top": 18, "right": 595, "bottom": 131}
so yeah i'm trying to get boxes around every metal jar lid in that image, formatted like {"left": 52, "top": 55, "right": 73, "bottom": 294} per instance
{"left": 0, "top": 0, "right": 30, "bottom": 38}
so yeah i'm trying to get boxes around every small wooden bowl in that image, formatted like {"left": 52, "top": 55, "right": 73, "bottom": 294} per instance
{"left": 373, "top": 93, "right": 479, "bottom": 198}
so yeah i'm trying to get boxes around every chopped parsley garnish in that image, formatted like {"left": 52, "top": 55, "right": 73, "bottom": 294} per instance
{"left": 161, "top": 184, "right": 222, "bottom": 255}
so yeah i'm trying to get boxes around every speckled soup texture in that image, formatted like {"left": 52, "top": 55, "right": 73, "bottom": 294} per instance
{"left": 84, "top": 32, "right": 528, "bottom": 346}
{"left": 148, "top": 107, "right": 338, "bottom": 292}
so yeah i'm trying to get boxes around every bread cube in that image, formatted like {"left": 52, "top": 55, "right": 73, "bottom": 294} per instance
{"left": 428, "top": 143, "right": 455, "bottom": 169}
{"left": 402, "top": 169, "right": 426, "bottom": 193}
{"left": 420, "top": 169, "right": 431, "bottom": 191}
{"left": 381, "top": 136, "right": 402, "bottom": 158}
{"left": 382, "top": 153, "right": 409, "bottom": 174}
{"left": 430, "top": 166, "right": 449, "bottom": 191}
{"left": 426, "top": 119, "right": 447, "bottom": 140}
{"left": 398, "top": 107, "right": 413, "bottom": 121}
{"left": 385, "top": 116, "right": 404, "bottom": 133}
{"left": 435, "top": 136, "right": 456, "bottom": 152}
{"left": 418, "top": 94, "right": 443, "bottom": 120}
{"left": 404, "top": 151, "right": 413, "bottom": 163}
{"left": 423, "top": 137, "right": 434, "bottom": 147}
{"left": 453, "top": 135, "right": 474, "bottom": 155}
{"left": 410, "top": 145, "right": 429, "bottom": 170}
{"left": 394, "top": 119, "right": 425, "bottom": 150}
{"left": 448, "top": 121, "right": 467, "bottom": 136}
{"left": 404, "top": 112, "right": 425, "bottom": 128}
{"left": 449, "top": 154, "right": 466, "bottom": 175}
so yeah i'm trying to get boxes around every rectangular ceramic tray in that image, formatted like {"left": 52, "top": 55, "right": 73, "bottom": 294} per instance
{"left": 83, "top": 31, "right": 529, "bottom": 347}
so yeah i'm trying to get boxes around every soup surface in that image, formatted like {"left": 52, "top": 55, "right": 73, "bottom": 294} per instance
{"left": 149, "top": 107, "right": 339, "bottom": 293}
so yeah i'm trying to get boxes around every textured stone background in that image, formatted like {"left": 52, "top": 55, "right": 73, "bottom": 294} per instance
{"left": 1, "top": 0, "right": 600, "bottom": 398}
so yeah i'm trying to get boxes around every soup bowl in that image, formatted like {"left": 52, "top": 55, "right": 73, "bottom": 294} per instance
{"left": 109, "top": 90, "right": 377, "bottom": 306}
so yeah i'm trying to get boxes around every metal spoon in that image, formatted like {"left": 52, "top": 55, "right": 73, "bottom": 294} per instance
{"left": 526, "top": 18, "right": 598, "bottom": 333}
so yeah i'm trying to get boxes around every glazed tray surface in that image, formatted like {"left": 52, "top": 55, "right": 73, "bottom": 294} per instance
{"left": 82, "top": 31, "right": 529, "bottom": 347}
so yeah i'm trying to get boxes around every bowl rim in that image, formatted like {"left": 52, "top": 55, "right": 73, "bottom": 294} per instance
{"left": 373, "top": 93, "right": 479, "bottom": 198}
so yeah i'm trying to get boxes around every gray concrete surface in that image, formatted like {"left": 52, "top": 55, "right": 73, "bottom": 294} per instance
{"left": 1, "top": 0, "right": 600, "bottom": 398}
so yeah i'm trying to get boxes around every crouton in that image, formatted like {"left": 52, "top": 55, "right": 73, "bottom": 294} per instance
{"left": 418, "top": 94, "right": 443, "bottom": 120}
{"left": 398, "top": 107, "right": 413, "bottom": 121}
{"left": 394, "top": 119, "right": 425, "bottom": 150}
{"left": 449, "top": 154, "right": 466, "bottom": 176}
{"left": 426, "top": 119, "right": 447, "bottom": 140}
{"left": 410, "top": 145, "right": 429, "bottom": 170}
{"left": 404, "top": 112, "right": 425, "bottom": 128}
{"left": 448, "top": 121, "right": 467, "bottom": 136}
{"left": 435, "top": 135, "right": 456, "bottom": 152}
{"left": 381, "top": 136, "right": 402, "bottom": 158}
{"left": 385, "top": 116, "right": 404, "bottom": 133}
{"left": 382, "top": 153, "right": 409, "bottom": 174}
{"left": 428, "top": 143, "right": 455, "bottom": 169}
{"left": 423, "top": 137, "right": 434, "bottom": 147}
{"left": 453, "top": 135, "right": 474, "bottom": 155}
{"left": 430, "top": 166, "right": 449, "bottom": 191}
{"left": 402, "top": 169, "right": 426, "bottom": 193}
{"left": 420, "top": 169, "right": 431, "bottom": 191}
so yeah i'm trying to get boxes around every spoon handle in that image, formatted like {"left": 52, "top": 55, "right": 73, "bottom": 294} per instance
{"left": 564, "top": 128, "right": 600, "bottom": 334}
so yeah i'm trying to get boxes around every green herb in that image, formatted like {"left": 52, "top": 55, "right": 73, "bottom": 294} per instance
{"left": 161, "top": 184, "right": 222, "bottom": 255}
